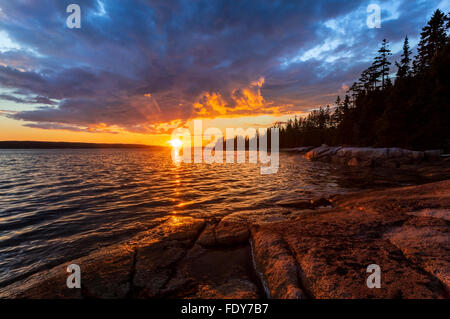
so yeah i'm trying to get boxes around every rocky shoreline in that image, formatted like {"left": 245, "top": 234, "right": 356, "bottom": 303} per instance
{"left": 282, "top": 145, "right": 446, "bottom": 168}
{"left": 0, "top": 177, "right": 449, "bottom": 299}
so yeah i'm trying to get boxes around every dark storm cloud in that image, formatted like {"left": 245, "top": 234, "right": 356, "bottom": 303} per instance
{"left": 0, "top": 0, "right": 445, "bottom": 132}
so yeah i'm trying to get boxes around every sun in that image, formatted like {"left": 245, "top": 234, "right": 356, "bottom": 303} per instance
{"left": 168, "top": 138, "right": 183, "bottom": 148}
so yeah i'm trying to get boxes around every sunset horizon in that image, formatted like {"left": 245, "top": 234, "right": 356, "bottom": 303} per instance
{"left": 1, "top": 1, "right": 447, "bottom": 147}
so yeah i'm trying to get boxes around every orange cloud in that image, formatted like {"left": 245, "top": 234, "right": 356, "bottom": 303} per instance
{"left": 194, "top": 92, "right": 228, "bottom": 116}
{"left": 250, "top": 76, "right": 265, "bottom": 88}
{"left": 193, "top": 77, "right": 283, "bottom": 118}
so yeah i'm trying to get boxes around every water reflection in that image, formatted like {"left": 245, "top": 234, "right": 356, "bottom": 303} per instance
{"left": 0, "top": 148, "right": 424, "bottom": 287}
{"left": 171, "top": 147, "right": 182, "bottom": 165}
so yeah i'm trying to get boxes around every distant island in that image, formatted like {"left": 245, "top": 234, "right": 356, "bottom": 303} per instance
{"left": 0, "top": 141, "right": 166, "bottom": 149}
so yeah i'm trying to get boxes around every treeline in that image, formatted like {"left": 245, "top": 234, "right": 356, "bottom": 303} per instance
{"left": 276, "top": 9, "right": 450, "bottom": 152}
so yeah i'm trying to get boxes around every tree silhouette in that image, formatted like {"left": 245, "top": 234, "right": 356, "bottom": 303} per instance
{"left": 416, "top": 9, "right": 447, "bottom": 73}
{"left": 395, "top": 36, "right": 412, "bottom": 80}
{"left": 374, "top": 39, "right": 392, "bottom": 88}
{"left": 275, "top": 9, "right": 450, "bottom": 152}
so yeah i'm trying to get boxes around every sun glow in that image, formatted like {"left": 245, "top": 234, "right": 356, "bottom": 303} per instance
{"left": 168, "top": 138, "right": 183, "bottom": 148}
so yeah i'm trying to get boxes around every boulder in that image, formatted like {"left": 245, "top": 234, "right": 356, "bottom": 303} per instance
{"left": 304, "top": 146, "right": 341, "bottom": 160}
{"left": 338, "top": 147, "right": 388, "bottom": 162}
{"left": 308, "top": 146, "right": 428, "bottom": 167}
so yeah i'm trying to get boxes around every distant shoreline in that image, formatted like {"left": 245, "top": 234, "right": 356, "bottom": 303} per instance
{"left": 0, "top": 141, "right": 167, "bottom": 149}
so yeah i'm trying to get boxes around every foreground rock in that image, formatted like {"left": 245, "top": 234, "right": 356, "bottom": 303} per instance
{"left": 0, "top": 216, "right": 262, "bottom": 299}
{"left": 251, "top": 228, "right": 305, "bottom": 299}
{"left": 0, "top": 181, "right": 448, "bottom": 299}
{"left": 0, "top": 216, "right": 203, "bottom": 299}
{"left": 161, "top": 245, "right": 259, "bottom": 298}
{"left": 251, "top": 180, "right": 449, "bottom": 298}
{"left": 0, "top": 244, "right": 135, "bottom": 299}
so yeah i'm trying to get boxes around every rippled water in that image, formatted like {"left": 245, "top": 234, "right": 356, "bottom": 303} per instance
{"left": 0, "top": 148, "right": 421, "bottom": 287}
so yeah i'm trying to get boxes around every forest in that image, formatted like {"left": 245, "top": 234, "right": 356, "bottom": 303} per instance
{"left": 275, "top": 9, "right": 450, "bottom": 152}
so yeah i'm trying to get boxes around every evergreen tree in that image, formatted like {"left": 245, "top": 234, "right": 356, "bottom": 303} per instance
{"left": 358, "top": 69, "right": 371, "bottom": 91}
{"left": 368, "top": 63, "right": 380, "bottom": 89}
{"left": 374, "top": 39, "right": 392, "bottom": 88}
{"left": 446, "top": 12, "right": 450, "bottom": 32}
{"left": 395, "top": 36, "right": 412, "bottom": 79}
{"left": 332, "top": 96, "right": 343, "bottom": 127}
{"left": 276, "top": 10, "right": 449, "bottom": 152}
{"left": 415, "top": 9, "right": 447, "bottom": 72}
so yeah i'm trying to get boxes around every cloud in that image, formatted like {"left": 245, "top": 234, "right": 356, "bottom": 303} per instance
{"left": 22, "top": 122, "right": 119, "bottom": 134}
{"left": 193, "top": 77, "right": 283, "bottom": 117}
{"left": 0, "top": 0, "right": 445, "bottom": 133}
{"left": 0, "top": 93, "right": 56, "bottom": 105}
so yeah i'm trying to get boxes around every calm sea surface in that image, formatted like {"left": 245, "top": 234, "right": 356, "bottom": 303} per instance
{"left": 0, "top": 148, "right": 421, "bottom": 287}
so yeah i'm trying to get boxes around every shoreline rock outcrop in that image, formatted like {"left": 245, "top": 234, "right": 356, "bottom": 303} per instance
{"left": 0, "top": 180, "right": 449, "bottom": 299}
{"left": 282, "top": 145, "right": 445, "bottom": 168}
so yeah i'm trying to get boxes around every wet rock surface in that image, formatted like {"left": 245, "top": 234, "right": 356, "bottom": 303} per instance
{"left": 196, "top": 224, "right": 217, "bottom": 247}
{"left": 215, "top": 215, "right": 250, "bottom": 246}
{"left": 0, "top": 180, "right": 449, "bottom": 299}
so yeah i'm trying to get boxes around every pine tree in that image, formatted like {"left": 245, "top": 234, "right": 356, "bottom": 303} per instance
{"left": 446, "top": 12, "right": 450, "bottom": 33}
{"left": 332, "top": 96, "right": 343, "bottom": 127}
{"left": 276, "top": 10, "right": 450, "bottom": 151}
{"left": 395, "top": 36, "right": 412, "bottom": 79}
{"left": 415, "top": 9, "right": 447, "bottom": 73}
{"left": 342, "top": 95, "right": 351, "bottom": 112}
{"left": 358, "top": 69, "right": 371, "bottom": 91}
{"left": 374, "top": 39, "right": 392, "bottom": 88}
{"left": 368, "top": 63, "right": 380, "bottom": 89}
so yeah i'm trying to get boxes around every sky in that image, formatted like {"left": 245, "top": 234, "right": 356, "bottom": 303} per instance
{"left": 0, "top": 0, "right": 449, "bottom": 145}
